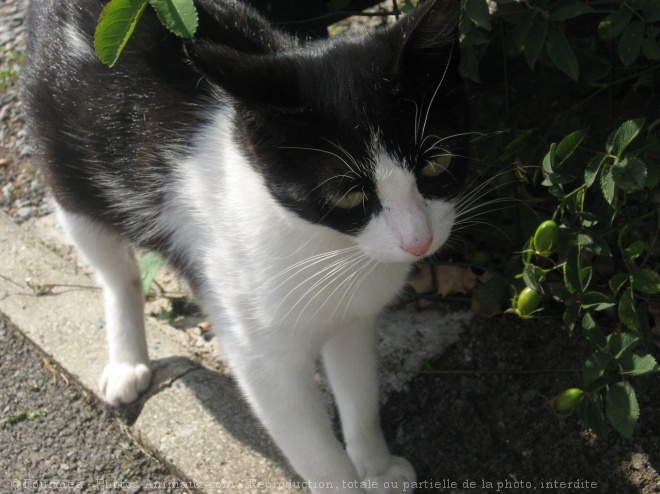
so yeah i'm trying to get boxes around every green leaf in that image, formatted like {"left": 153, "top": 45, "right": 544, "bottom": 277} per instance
{"left": 606, "top": 381, "right": 639, "bottom": 439}
{"left": 612, "top": 157, "right": 648, "bottom": 193}
{"left": 563, "top": 303, "right": 581, "bottom": 333}
{"left": 580, "top": 265, "right": 593, "bottom": 292}
{"left": 512, "top": 9, "right": 538, "bottom": 50}
{"left": 522, "top": 263, "right": 544, "bottom": 293}
{"left": 598, "top": 8, "right": 633, "bottom": 40}
{"left": 549, "top": 0, "right": 594, "bottom": 21}
{"left": 474, "top": 275, "right": 507, "bottom": 316}
{"left": 577, "top": 231, "right": 612, "bottom": 256}
{"left": 609, "top": 272, "right": 629, "bottom": 295}
{"left": 584, "top": 350, "right": 612, "bottom": 387}
{"left": 642, "top": 32, "right": 660, "bottom": 60}
{"left": 607, "top": 119, "right": 645, "bottom": 156}
{"left": 400, "top": 0, "right": 416, "bottom": 14}
{"left": 645, "top": 160, "right": 660, "bottom": 188}
{"left": 619, "top": 352, "right": 660, "bottom": 376}
{"left": 609, "top": 331, "right": 642, "bottom": 359}
{"left": 585, "top": 154, "right": 605, "bottom": 188}
{"left": 600, "top": 165, "right": 616, "bottom": 205}
{"left": 523, "top": 19, "right": 549, "bottom": 70}
{"left": 582, "top": 312, "right": 607, "bottom": 351}
{"left": 642, "top": 0, "right": 660, "bottom": 23}
{"left": 618, "top": 20, "right": 645, "bottom": 67}
{"left": 138, "top": 251, "right": 166, "bottom": 295}
{"left": 94, "top": 0, "right": 149, "bottom": 67}
{"left": 546, "top": 27, "right": 579, "bottom": 80}
{"left": 630, "top": 268, "right": 660, "bottom": 294}
{"left": 624, "top": 240, "right": 645, "bottom": 262}
{"left": 579, "top": 392, "right": 607, "bottom": 437}
{"left": 581, "top": 292, "right": 615, "bottom": 311}
{"left": 465, "top": 0, "right": 491, "bottom": 30}
{"left": 556, "top": 129, "right": 588, "bottom": 166}
{"left": 459, "top": 43, "right": 481, "bottom": 83}
{"left": 148, "top": 0, "right": 198, "bottom": 38}
{"left": 618, "top": 287, "right": 640, "bottom": 331}
{"left": 564, "top": 244, "right": 583, "bottom": 293}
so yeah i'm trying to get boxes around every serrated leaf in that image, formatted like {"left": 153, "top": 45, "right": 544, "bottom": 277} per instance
{"left": 546, "top": 27, "right": 579, "bottom": 80}
{"left": 465, "top": 0, "right": 491, "bottom": 30}
{"left": 585, "top": 154, "right": 605, "bottom": 188}
{"left": 645, "top": 161, "right": 660, "bottom": 188}
{"left": 609, "top": 272, "right": 629, "bottom": 295}
{"left": 609, "top": 331, "right": 642, "bottom": 359}
{"left": 618, "top": 20, "right": 645, "bottom": 67}
{"left": 618, "top": 287, "right": 640, "bottom": 331}
{"left": 581, "top": 291, "right": 615, "bottom": 310}
{"left": 584, "top": 350, "right": 612, "bottom": 387}
{"left": 94, "top": 0, "right": 149, "bottom": 67}
{"left": 522, "top": 263, "right": 543, "bottom": 293}
{"left": 582, "top": 312, "right": 607, "bottom": 350}
{"left": 619, "top": 352, "right": 660, "bottom": 376}
{"left": 149, "top": 0, "right": 198, "bottom": 38}
{"left": 556, "top": 129, "right": 588, "bottom": 166}
{"left": 579, "top": 392, "right": 607, "bottom": 436}
{"left": 138, "top": 251, "right": 166, "bottom": 295}
{"left": 606, "top": 381, "right": 639, "bottom": 439}
{"left": 642, "top": 33, "right": 660, "bottom": 60}
{"left": 564, "top": 244, "right": 583, "bottom": 293}
{"left": 549, "top": 0, "right": 594, "bottom": 21}
{"left": 612, "top": 157, "right": 648, "bottom": 193}
{"left": 577, "top": 231, "right": 612, "bottom": 256}
{"left": 523, "top": 19, "right": 549, "bottom": 70}
{"left": 631, "top": 268, "right": 660, "bottom": 294}
{"left": 580, "top": 265, "right": 593, "bottom": 292}
{"left": 474, "top": 275, "right": 507, "bottom": 316}
{"left": 600, "top": 165, "right": 616, "bottom": 205}
{"left": 598, "top": 8, "right": 633, "bottom": 40}
{"left": 607, "top": 118, "right": 645, "bottom": 156}
{"left": 643, "top": 0, "right": 660, "bottom": 23}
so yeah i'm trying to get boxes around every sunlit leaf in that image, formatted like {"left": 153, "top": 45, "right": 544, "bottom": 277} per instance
{"left": 95, "top": 0, "right": 149, "bottom": 66}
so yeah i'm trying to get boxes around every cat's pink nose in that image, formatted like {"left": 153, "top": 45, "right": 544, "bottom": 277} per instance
{"left": 402, "top": 237, "right": 433, "bottom": 256}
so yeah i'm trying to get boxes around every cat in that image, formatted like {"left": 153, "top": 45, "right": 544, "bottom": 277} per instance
{"left": 22, "top": 0, "right": 470, "bottom": 492}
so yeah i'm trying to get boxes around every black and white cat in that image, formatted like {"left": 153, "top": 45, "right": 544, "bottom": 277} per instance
{"left": 22, "top": 0, "right": 470, "bottom": 492}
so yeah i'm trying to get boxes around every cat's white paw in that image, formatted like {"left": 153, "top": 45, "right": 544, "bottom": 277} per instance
{"left": 364, "top": 456, "right": 416, "bottom": 494}
{"left": 100, "top": 362, "right": 151, "bottom": 406}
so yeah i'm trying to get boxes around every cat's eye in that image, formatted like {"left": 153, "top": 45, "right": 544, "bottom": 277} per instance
{"left": 330, "top": 190, "right": 366, "bottom": 210}
{"left": 420, "top": 155, "right": 452, "bottom": 178}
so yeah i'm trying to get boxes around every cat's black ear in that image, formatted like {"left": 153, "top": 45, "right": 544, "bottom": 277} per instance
{"left": 389, "top": 0, "right": 461, "bottom": 90}
{"left": 185, "top": 41, "right": 303, "bottom": 111}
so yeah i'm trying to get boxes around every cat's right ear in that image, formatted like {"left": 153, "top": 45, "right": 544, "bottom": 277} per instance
{"left": 185, "top": 41, "right": 303, "bottom": 111}
{"left": 389, "top": 0, "right": 462, "bottom": 91}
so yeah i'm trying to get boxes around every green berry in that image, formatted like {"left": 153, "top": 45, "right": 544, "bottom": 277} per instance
{"left": 554, "top": 388, "right": 583, "bottom": 414}
{"left": 517, "top": 287, "right": 542, "bottom": 315}
{"left": 533, "top": 220, "right": 559, "bottom": 256}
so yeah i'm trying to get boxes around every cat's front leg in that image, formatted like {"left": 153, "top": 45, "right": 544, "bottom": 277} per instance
{"left": 219, "top": 329, "right": 368, "bottom": 494}
{"left": 322, "top": 319, "right": 416, "bottom": 494}
{"left": 59, "top": 210, "right": 152, "bottom": 406}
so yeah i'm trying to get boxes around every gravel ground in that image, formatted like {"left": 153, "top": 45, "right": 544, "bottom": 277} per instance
{"left": 1, "top": 1, "right": 660, "bottom": 493}
{"left": 0, "top": 315, "right": 193, "bottom": 494}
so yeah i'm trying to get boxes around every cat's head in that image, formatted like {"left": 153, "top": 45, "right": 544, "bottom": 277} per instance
{"left": 188, "top": 0, "right": 469, "bottom": 263}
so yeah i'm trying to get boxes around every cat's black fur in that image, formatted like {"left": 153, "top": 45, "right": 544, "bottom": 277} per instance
{"left": 23, "top": 0, "right": 469, "bottom": 250}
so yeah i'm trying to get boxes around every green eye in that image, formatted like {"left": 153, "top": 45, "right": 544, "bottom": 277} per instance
{"left": 330, "top": 190, "right": 366, "bottom": 209}
{"left": 420, "top": 155, "right": 452, "bottom": 178}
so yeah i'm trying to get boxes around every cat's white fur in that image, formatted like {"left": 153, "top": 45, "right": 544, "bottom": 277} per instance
{"left": 59, "top": 110, "right": 456, "bottom": 493}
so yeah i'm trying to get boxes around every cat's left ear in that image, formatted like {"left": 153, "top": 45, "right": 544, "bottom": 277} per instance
{"left": 185, "top": 41, "right": 303, "bottom": 111}
{"left": 388, "top": 0, "right": 462, "bottom": 89}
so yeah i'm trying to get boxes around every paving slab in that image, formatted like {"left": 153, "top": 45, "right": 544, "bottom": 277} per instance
{"left": 0, "top": 210, "right": 470, "bottom": 493}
